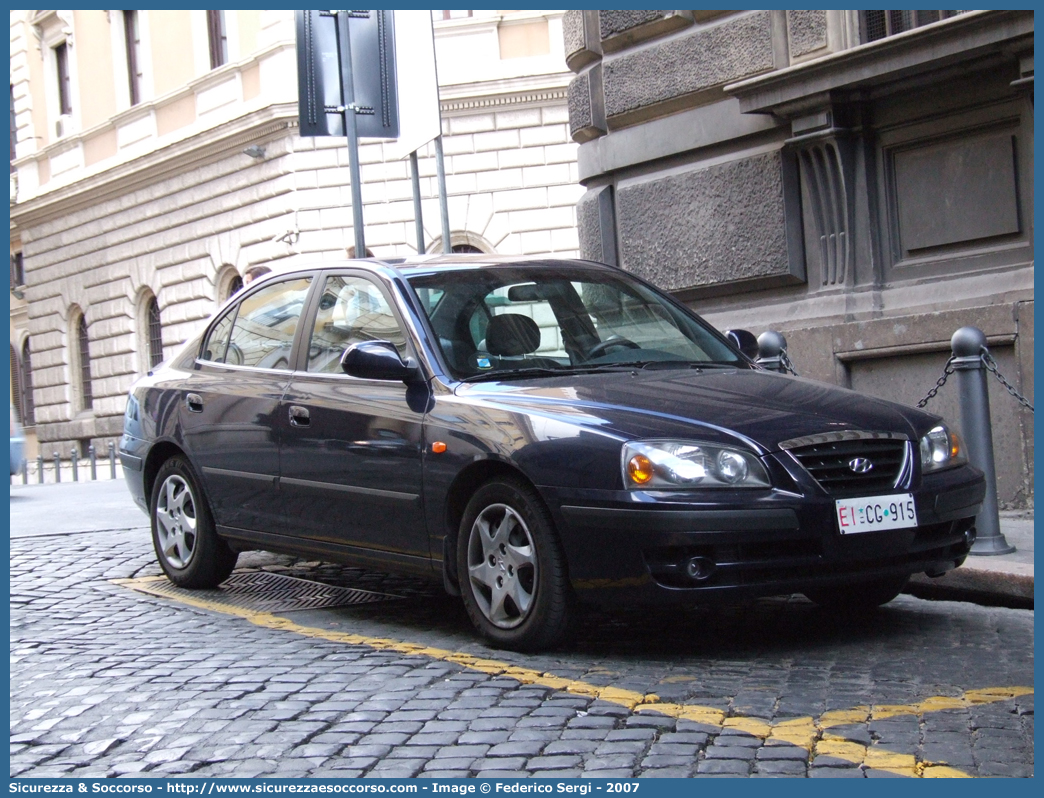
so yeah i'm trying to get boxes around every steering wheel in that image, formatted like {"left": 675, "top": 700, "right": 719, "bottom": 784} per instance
{"left": 586, "top": 336, "right": 641, "bottom": 359}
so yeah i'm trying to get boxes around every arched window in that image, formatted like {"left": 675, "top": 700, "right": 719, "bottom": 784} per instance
{"left": 216, "top": 264, "right": 243, "bottom": 302}
{"left": 429, "top": 232, "right": 496, "bottom": 255}
{"left": 20, "top": 339, "right": 34, "bottom": 425}
{"left": 147, "top": 296, "right": 163, "bottom": 368}
{"left": 77, "top": 314, "right": 93, "bottom": 410}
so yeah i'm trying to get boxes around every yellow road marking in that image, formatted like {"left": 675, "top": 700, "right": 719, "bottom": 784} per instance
{"left": 116, "top": 576, "right": 1033, "bottom": 779}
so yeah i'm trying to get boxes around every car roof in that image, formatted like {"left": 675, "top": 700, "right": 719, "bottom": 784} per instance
{"left": 248, "top": 255, "right": 620, "bottom": 285}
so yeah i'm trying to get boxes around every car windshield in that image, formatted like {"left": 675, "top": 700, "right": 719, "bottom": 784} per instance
{"left": 406, "top": 265, "right": 746, "bottom": 381}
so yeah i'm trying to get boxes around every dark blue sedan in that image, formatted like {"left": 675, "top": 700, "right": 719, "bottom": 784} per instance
{"left": 120, "top": 257, "right": 985, "bottom": 650}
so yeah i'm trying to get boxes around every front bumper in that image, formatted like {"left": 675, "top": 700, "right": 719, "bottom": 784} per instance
{"left": 545, "top": 464, "right": 986, "bottom": 606}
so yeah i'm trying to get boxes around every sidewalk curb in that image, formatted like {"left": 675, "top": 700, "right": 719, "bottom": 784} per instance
{"left": 908, "top": 567, "right": 1033, "bottom": 603}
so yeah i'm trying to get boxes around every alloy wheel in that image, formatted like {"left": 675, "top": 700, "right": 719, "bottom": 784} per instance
{"left": 154, "top": 474, "right": 198, "bottom": 569}
{"left": 466, "top": 503, "right": 538, "bottom": 629}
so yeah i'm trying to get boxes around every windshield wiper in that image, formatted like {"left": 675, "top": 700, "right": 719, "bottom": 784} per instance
{"left": 600, "top": 360, "right": 742, "bottom": 370}
{"left": 461, "top": 367, "right": 569, "bottom": 382}
{"left": 459, "top": 361, "right": 744, "bottom": 382}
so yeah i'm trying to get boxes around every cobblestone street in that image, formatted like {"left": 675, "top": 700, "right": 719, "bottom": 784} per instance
{"left": 10, "top": 482, "right": 1035, "bottom": 779}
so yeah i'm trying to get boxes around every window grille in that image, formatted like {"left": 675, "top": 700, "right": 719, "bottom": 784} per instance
{"left": 10, "top": 344, "right": 22, "bottom": 424}
{"left": 147, "top": 297, "right": 164, "bottom": 368}
{"left": 21, "top": 339, "right": 34, "bottom": 425}
{"left": 78, "top": 315, "right": 93, "bottom": 410}
{"left": 862, "top": 10, "right": 965, "bottom": 43}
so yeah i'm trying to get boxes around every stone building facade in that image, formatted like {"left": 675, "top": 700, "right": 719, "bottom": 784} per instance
{"left": 566, "top": 9, "right": 1034, "bottom": 508}
{"left": 9, "top": 10, "right": 579, "bottom": 459}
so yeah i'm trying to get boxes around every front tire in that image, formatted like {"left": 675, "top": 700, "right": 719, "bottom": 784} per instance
{"left": 151, "top": 456, "right": 237, "bottom": 588}
{"left": 457, "top": 478, "right": 573, "bottom": 651}
{"left": 803, "top": 575, "right": 909, "bottom": 612}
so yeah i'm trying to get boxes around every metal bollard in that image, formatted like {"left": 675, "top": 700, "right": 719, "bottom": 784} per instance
{"left": 71, "top": 453, "right": 78, "bottom": 482}
{"left": 755, "top": 330, "right": 789, "bottom": 373}
{"left": 37, "top": 454, "right": 44, "bottom": 484}
{"left": 22, "top": 459, "right": 28, "bottom": 485}
{"left": 89, "top": 445, "right": 97, "bottom": 480}
{"left": 951, "top": 326, "right": 1015, "bottom": 555}
{"left": 53, "top": 451, "right": 61, "bottom": 483}
{"left": 109, "top": 441, "right": 117, "bottom": 479}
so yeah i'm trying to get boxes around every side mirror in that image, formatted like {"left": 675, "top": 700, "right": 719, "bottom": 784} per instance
{"left": 341, "top": 341, "right": 421, "bottom": 383}
{"left": 724, "top": 329, "right": 760, "bottom": 360}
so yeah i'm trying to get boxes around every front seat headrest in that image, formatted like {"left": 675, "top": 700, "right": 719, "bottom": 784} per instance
{"left": 485, "top": 313, "right": 541, "bottom": 357}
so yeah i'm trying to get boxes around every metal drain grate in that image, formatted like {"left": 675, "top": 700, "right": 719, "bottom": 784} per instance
{"left": 123, "top": 570, "right": 401, "bottom": 612}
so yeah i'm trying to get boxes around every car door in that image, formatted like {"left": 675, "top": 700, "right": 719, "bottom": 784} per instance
{"left": 179, "top": 275, "right": 315, "bottom": 534}
{"left": 279, "top": 272, "right": 429, "bottom": 564}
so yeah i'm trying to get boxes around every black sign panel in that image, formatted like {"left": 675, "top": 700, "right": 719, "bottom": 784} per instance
{"left": 296, "top": 10, "right": 399, "bottom": 139}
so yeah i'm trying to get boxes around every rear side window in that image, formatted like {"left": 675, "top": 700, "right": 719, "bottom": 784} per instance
{"left": 210, "top": 278, "right": 313, "bottom": 369}
{"left": 199, "top": 309, "right": 235, "bottom": 364}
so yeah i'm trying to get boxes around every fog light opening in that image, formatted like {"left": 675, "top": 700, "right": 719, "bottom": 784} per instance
{"left": 685, "top": 556, "right": 716, "bottom": 582}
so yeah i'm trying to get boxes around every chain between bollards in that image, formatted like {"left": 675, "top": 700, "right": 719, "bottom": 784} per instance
{"left": 980, "top": 347, "right": 1034, "bottom": 412}
{"left": 917, "top": 356, "right": 955, "bottom": 409}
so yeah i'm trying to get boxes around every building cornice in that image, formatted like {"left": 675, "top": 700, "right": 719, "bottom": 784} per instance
{"left": 11, "top": 104, "right": 299, "bottom": 228}
{"left": 439, "top": 72, "right": 572, "bottom": 114}
{"left": 725, "top": 9, "right": 1034, "bottom": 116}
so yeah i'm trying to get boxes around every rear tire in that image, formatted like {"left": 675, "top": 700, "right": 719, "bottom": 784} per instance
{"left": 457, "top": 477, "right": 573, "bottom": 651}
{"left": 151, "top": 455, "right": 237, "bottom": 588}
{"left": 803, "top": 575, "right": 909, "bottom": 612}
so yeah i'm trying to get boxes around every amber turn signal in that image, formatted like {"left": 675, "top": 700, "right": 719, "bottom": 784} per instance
{"left": 431, "top": 441, "right": 447, "bottom": 454}
{"left": 627, "top": 454, "right": 653, "bottom": 484}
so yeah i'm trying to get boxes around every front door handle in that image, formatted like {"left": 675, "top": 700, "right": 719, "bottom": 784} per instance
{"left": 186, "top": 393, "right": 203, "bottom": 413}
{"left": 289, "top": 405, "right": 310, "bottom": 427}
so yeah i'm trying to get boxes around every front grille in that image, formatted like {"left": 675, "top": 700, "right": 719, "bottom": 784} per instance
{"left": 784, "top": 434, "right": 908, "bottom": 497}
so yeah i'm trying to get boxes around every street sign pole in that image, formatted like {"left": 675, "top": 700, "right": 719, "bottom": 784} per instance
{"left": 434, "top": 135, "right": 451, "bottom": 254}
{"left": 409, "top": 150, "right": 425, "bottom": 254}
{"left": 335, "top": 11, "right": 366, "bottom": 258}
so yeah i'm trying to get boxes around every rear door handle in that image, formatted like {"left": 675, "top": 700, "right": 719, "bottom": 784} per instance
{"left": 289, "top": 405, "right": 310, "bottom": 427}
{"left": 186, "top": 393, "right": 203, "bottom": 413}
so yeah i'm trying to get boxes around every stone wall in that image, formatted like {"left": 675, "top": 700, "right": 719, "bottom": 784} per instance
{"left": 565, "top": 9, "right": 1035, "bottom": 508}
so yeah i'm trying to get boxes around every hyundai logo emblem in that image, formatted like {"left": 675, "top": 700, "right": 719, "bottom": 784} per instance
{"left": 849, "top": 457, "right": 874, "bottom": 474}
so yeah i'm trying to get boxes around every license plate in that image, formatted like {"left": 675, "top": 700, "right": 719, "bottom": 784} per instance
{"left": 835, "top": 493, "right": 917, "bottom": 534}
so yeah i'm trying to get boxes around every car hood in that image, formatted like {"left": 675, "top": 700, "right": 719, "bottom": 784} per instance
{"left": 453, "top": 367, "right": 935, "bottom": 453}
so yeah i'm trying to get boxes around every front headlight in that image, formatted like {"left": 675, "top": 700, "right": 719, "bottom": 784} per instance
{"left": 622, "top": 440, "right": 771, "bottom": 490}
{"left": 919, "top": 423, "right": 967, "bottom": 473}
